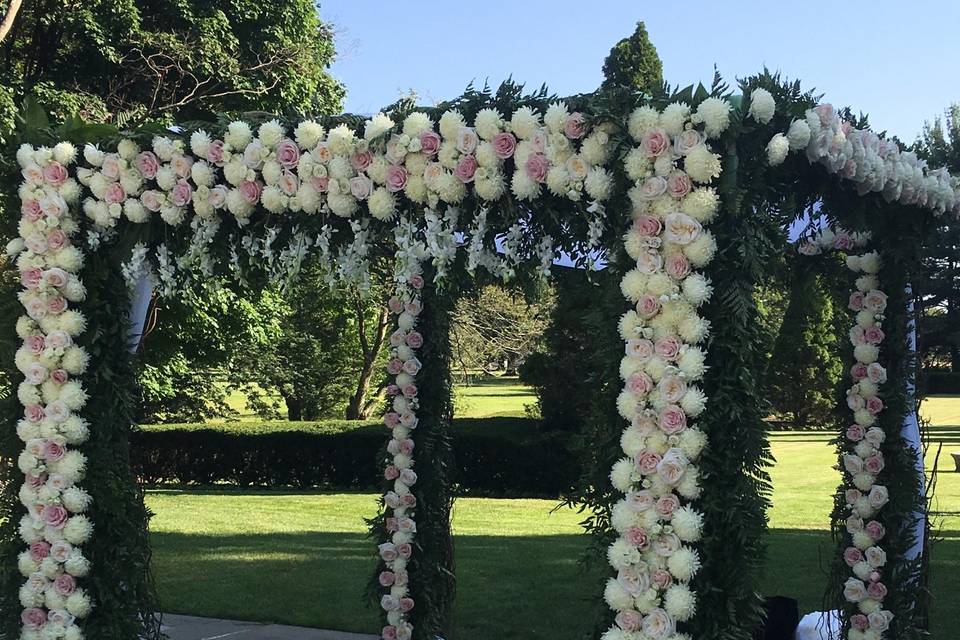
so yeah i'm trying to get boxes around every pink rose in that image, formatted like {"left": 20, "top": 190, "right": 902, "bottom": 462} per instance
{"left": 401, "top": 493, "right": 416, "bottom": 507}
{"left": 408, "top": 274, "right": 424, "bottom": 290}
{"left": 864, "top": 326, "right": 885, "bottom": 344}
{"left": 311, "top": 176, "right": 329, "bottom": 193}
{"left": 44, "top": 268, "right": 68, "bottom": 288}
{"left": 851, "top": 614, "right": 870, "bottom": 631}
{"left": 564, "top": 112, "right": 586, "bottom": 140}
{"left": 386, "top": 165, "right": 408, "bottom": 193}
{"left": 384, "top": 465, "right": 400, "bottom": 480}
{"left": 42, "top": 504, "right": 69, "bottom": 529}
{"left": 864, "top": 290, "right": 887, "bottom": 312}
{"left": 867, "top": 581, "right": 887, "bottom": 600}
{"left": 455, "top": 155, "right": 478, "bottom": 183}
{"left": 406, "top": 332, "right": 423, "bottom": 348}
{"left": 419, "top": 131, "right": 441, "bottom": 156}
{"left": 667, "top": 172, "right": 692, "bottom": 198}
{"left": 386, "top": 384, "right": 400, "bottom": 397}
{"left": 659, "top": 374, "right": 687, "bottom": 406}
{"left": 399, "top": 438, "right": 415, "bottom": 455}
{"left": 641, "top": 129, "right": 670, "bottom": 157}
{"left": 44, "top": 441, "right": 65, "bottom": 462}
{"left": 849, "top": 326, "right": 866, "bottom": 346}
{"left": 456, "top": 127, "right": 478, "bottom": 154}
{"left": 405, "top": 299, "right": 422, "bottom": 316}
{"left": 378, "top": 571, "right": 396, "bottom": 587}
{"left": 378, "top": 543, "right": 398, "bottom": 562}
{"left": 171, "top": 180, "right": 193, "bottom": 207}
{"left": 651, "top": 568, "right": 673, "bottom": 589}
{"left": 626, "top": 338, "right": 655, "bottom": 361}
{"left": 51, "top": 369, "right": 68, "bottom": 384}
{"left": 615, "top": 610, "right": 641, "bottom": 631}
{"left": 399, "top": 597, "right": 414, "bottom": 612}
{"left": 21, "top": 268, "right": 42, "bottom": 289}
{"left": 388, "top": 297, "right": 404, "bottom": 314}
{"left": 276, "top": 139, "right": 300, "bottom": 169}
{"left": 349, "top": 175, "right": 372, "bottom": 200}
{"left": 847, "top": 394, "right": 865, "bottom": 411}
{"left": 636, "top": 451, "right": 661, "bottom": 475}
{"left": 55, "top": 573, "right": 76, "bottom": 595}
{"left": 851, "top": 362, "right": 868, "bottom": 380}
{"left": 866, "top": 396, "right": 884, "bottom": 415}
{"left": 625, "top": 526, "right": 649, "bottom": 549}
{"left": 351, "top": 150, "right": 372, "bottom": 172}
{"left": 665, "top": 253, "right": 690, "bottom": 279}
{"left": 635, "top": 215, "right": 662, "bottom": 237}
{"left": 525, "top": 153, "right": 549, "bottom": 183}
{"left": 492, "top": 132, "right": 517, "bottom": 159}
{"left": 207, "top": 140, "right": 225, "bottom": 166}
{"left": 845, "top": 489, "right": 862, "bottom": 505}
{"left": 385, "top": 517, "right": 398, "bottom": 532}
{"left": 626, "top": 489, "right": 654, "bottom": 512}
{"left": 29, "top": 542, "right": 50, "bottom": 561}
{"left": 674, "top": 129, "right": 704, "bottom": 156}
{"left": 867, "top": 363, "right": 887, "bottom": 384}
{"left": 386, "top": 359, "right": 403, "bottom": 375}
{"left": 105, "top": 181, "right": 126, "bottom": 204}
{"left": 865, "top": 520, "right": 886, "bottom": 541}
{"left": 21, "top": 199, "right": 43, "bottom": 221}
{"left": 654, "top": 336, "right": 681, "bottom": 360}
{"left": 815, "top": 103, "right": 836, "bottom": 125}
{"left": 384, "top": 412, "right": 400, "bottom": 428}
{"left": 43, "top": 161, "right": 68, "bottom": 186}
{"left": 847, "top": 425, "right": 865, "bottom": 441}
{"left": 529, "top": 128, "right": 547, "bottom": 154}
{"left": 24, "top": 334, "right": 44, "bottom": 354}
{"left": 48, "top": 296, "right": 67, "bottom": 315}
{"left": 399, "top": 468, "right": 418, "bottom": 486}
{"left": 21, "top": 608, "right": 46, "bottom": 630}
{"left": 655, "top": 493, "right": 680, "bottom": 518}
{"left": 628, "top": 372, "right": 653, "bottom": 395}
{"left": 136, "top": 151, "right": 160, "bottom": 179}
{"left": 141, "top": 190, "right": 163, "bottom": 212}
{"left": 239, "top": 180, "right": 262, "bottom": 204}
{"left": 659, "top": 405, "right": 687, "bottom": 435}
{"left": 25, "top": 404, "right": 44, "bottom": 423}
{"left": 865, "top": 454, "right": 885, "bottom": 474}
{"left": 834, "top": 233, "right": 853, "bottom": 250}
{"left": 396, "top": 542, "right": 412, "bottom": 558}
{"left": 635, "top": 295, "right": 661, "bottom": 319}
{"left": 844, "top": 547, "right": 863, "bottom": 566}
{"left": 638, "top": 175, "right": 667, "bottom": 200}
{"left": 381, "top": 625, "right": 398, "bottom": 640}
{"left": 278, "top": 171, "right": 299, "bottom": 196}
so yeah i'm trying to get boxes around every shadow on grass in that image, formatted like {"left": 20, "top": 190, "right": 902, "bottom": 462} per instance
{"left": 149, "top": 528, "right": 958, "bottom": 639}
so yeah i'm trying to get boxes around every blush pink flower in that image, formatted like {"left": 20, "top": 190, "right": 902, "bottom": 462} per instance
{"left": 851, "top": 362, "right": 868, "bottom": 380}
{"left": 29, "top": 542, "right": 50, "bottom": 561}
{"left": 667, "top": 172, "right": 692, "bottom": 198}
{"left": 136, "top": 151, "right": 160, "bottom": 179}
{"left": 21, "top": 199, "right": 43, "bottom": 221}
{"left": 658, "top": 405, "right": 687, "bottom": 435}
{"left": 636, "top": 451, "right": 661, "bottom": 475}
{"left": 239, "top": 180, "right": 262, "bottom": 204}
{"left": 405, "top": 332, "right": 423, "bottom": 348}
{"left": 104, "top": 181, "right": 126, "bottom": 205}
{"left": 654, "top": 336, "right": 681, "bottom": 360}
{"left": 409, "top": 274, "right": 424, "bottom": 290}
{"left": 651, "top": 568, "right": 673, "bottom": 589}
{"left": 21, "top": 268, "right": 42, "bottom": 289}
{"left": 865, "top": 520, "right": 886, "bottom": 541}
{"left": 844, "top": 547, "right": 863, "bottom": 566}
{"left": 615, "top": 610, "right": 641, "bottom": 631}
{"left": 866, "top": 396, "right": 884, "bottom": 415}
{"left": 43, "top": 162, "right": 68, "bottom": 186}
{"left": 635, "top": 215, "right": 662, "bottom": 236}
{"left": 419, "top": 131, "right": 441, "bottom": 156}
{"left": 386, "top": 165, "right": 408, "bottom": 193}
{"left": 847, "top": 425, "right": 865, "bottom": 441}
{"left": 171, "top": 180, "right": 193, "bottom": 207}
{"left": 625, "top": 526, "right": 649, "bottom": 549}
{"left": 42, "top": 504, "right": 69, "bottom": 529}
{"left": 492, "top": 132, "right": 517, "bottom": 159}
{"left": 628, "top": 372, "right": 654, "bottom": 395}
{"left": 665, "top": 253, "right": 690, "bottom": 279}
{"left": 276, "top": 139, "right": 300, "bottom": 169}
{"left": 207, "top": 140, "right": 225, "bottom": 165}
{"left": 655, "top": 493, "right": 680, "bottom": 518}
{"left": 351, "top": 150, "right": 372, "bottom": 172}
{"left": 525, "top": 153, "right": 550, "bottom": 183}
{"left": 21, "top": 608, "right": 46, "bottom": 630}
{"left": 564, "top": 112, "right": 586, "bottom": 139}
{"left": 54, "top": 573, "right": 76, "bottom": 595}
{"left": 455, "top": 155, "right": 478, "bottom": 183}
{"left": 641, "top": 129, "right": 670, "bottom": 157}
{"left": 44, "top": 441, "right": 65, "bottom": 462}
{"left": 635, "top": 295, "right": 660, "bottom": 319}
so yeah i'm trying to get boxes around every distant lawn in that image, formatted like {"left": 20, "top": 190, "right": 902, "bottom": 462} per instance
{"left": 146, "top": 394, "right": 960, "bottom": 636}
{"left": 455, "top": 375, "right": 538, "bottom": 419}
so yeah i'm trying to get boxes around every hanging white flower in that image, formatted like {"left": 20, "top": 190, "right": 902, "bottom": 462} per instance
{"left": 748, "top": 88, "right": 776, "bottom": 124}
{"left": 767, "top": 133, "right": 790, "bottom": 166}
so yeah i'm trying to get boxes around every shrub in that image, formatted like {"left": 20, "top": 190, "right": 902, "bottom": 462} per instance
{"left": 922, "top": 369, "right": 960, "bottom": 395}
{"left": 130, "top": 417, "right": 578, "bottom": 498}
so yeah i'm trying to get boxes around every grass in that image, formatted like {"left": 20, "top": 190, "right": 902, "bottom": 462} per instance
{"left": 145, "top": 390, "right": 960, "bottom": 637}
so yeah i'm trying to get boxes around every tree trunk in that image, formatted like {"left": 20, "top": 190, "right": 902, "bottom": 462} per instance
{"left": 0, "top": 0, "right": 22, "bottom": 44}
{"left": 346, "top": 303, "right": 389, "bottom": 419}
{"left": 284, "top": 394, "right": 303, "bottom": 421}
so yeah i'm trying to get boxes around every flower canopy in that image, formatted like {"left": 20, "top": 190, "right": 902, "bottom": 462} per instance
{"left": 4, "top": 74, "right": 950, "bottom": 640}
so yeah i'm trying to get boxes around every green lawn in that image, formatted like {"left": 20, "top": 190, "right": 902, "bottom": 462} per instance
{"left": 146, "top": 391, "right": 960, "bottom": 637}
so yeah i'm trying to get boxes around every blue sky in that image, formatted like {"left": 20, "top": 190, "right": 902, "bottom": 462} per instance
{"left": 320, "top": 0, "right": 959, "bottom": 143}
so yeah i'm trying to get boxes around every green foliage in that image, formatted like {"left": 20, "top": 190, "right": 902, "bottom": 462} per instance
{"left": 600, "top": 21, "right": 663, "bottom": 94}
{"left": 767, "top": 262, "right": 844, "bottom": 429}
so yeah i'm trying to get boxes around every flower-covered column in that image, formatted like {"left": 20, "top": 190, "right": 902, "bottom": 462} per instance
{"left": 12, "top": 144, "right": 95, "bottom": 639}
{"left": 603, "top": 99, "right": 726, "bottom": 639}
{"left": 378, "top": 269, "right": 426, "bottom": 640}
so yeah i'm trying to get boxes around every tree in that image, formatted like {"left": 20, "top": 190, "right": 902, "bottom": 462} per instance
{"left": 766, "top": 266, "right": 844, "bottom": 428}
{"left": 600, "top": 21, "right": 663, "bottom": 93}
{"left": 0, "top": 0, "right": 343, "bottom": 127}
{"left": 915, "top": 105, "right": 960, "bottom": 376}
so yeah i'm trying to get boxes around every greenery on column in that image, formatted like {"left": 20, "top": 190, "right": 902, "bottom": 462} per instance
{"left": 368, "top": 268, "right": 457, "bottom": 640}
{"left": 0, "top": 252, "right": 162, "bottom": 639}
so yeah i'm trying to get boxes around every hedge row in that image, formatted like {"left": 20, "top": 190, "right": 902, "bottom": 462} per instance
{"left": 130, "top": 417, "right": 578, "bottom": 498}
{"left": 923, "top": 369, "right": 960, "bottom": 395}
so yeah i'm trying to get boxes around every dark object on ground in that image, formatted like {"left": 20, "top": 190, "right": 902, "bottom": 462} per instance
{"left": 755, "top": 596, "right": 799, "bottom": 640}
{"left": 951, "top": 452, "right": 960, "bottom": 472}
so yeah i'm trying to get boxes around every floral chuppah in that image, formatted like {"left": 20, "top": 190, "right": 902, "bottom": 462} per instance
{"left": 5, "top": 73, "right": 951, "bottom": 640}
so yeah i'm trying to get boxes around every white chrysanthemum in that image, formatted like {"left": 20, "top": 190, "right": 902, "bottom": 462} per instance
{"left": 439, "top": 110, "right": 466, "bottom": 140}
{"left": 604, "top": 578, "right": 635, "bottom": 611}
{"left": 691, "top": 97, "right": 731, "bottom": 138}
{"left": 671, "top": 505, "right": 704, "bottom": 542}
{"left": 676, "top": 466, "right": 701, "bottom": 499}
{"left": 610, "top": 458, "right": 636, "bottom": 492}
{"left": 620, "top": 356, "right": 644, "bottom": 382}
{"left": 66, "top": 589, "right": 92, "bottom": 617}
{"left": 645, "top": 357, "right": 667, "bottom": 382}
{"left": 646, "top": 272, "right": 676, "bottom": 297}
{"left": 660, "top": 103, "right": 690, "bottom": 136}
{"left": 629, "top": 106, "right": 660, "bottom": 141}
{"left": 617, "top": 390, "right": 642, "bottom": 420}
{"left": 859, "top": 252, "right": 881, "bottom": 274}
{"left": 118, "top": 138, "right": 140, "bottom": 160}
{"left": 62, "top": 515, "right": 92, "bottom": 545}
{"left": 611, "top": 500, "right": 642, "bottom": 533}
{"left": 401, "top": 112, "right": 432, "bottom": 138}
{"left": 664, "top": 583, "right": 696, "bottom": 621}
{"left": 544, "top": 102, "right": 569, "bottom": 133}
{"left": 620, "top": 269, "right": 649, "bottom": 302}
{"left": 767, "top": 134, "right": 790, "bottom": 166}
{"left": 294, "top": 120, "right": 325, "bottom": 149}
{"left": 365, "top": 112, "right": 395, "bottom": 141}
{"left": 327, "top": 124, "right": 356, "bottom": 156}
{"left": 509, "top": 106, "right": 540, "bottom": 140}
{"left": 624, "top": 147, "right": 652, "bottom": 181}
{"left": 585, "top": 167, "right": 613, "bottom": 201}
{"left": 684, "top": 145, "right": 722, "bottom": 183}
{"left": 475, "top": 170, "right": 506, "bottom": 201}
{"left": 666, "top": 547, "right": 701, "bottom": 582}
{"left": 511, "top": 171, "right": 540, "bottom": 201}
{"left": 368, "top": 187, "right": 397, "bottom": 221}
{"left": 787, "top": 119, "right": 811, "bottom": 149}
{"left": 53, "top": 142, "right": 77, "bottom": 165}
{"left": 677, "top": 314, "right": 709, "bottom": 344}
{"left": 621, "top": 428, "right": 645, "bottom": 458}
{"left": 436, "top": 172, "right": 467, "bottom": 203}
{"left": 679, "top": 386, "right": 707, "bottom": 418}
{"left": 400, "top": 174, "right": 426, "bottom": 204}
{"left": 257, "top": 119, "right": 285, "bottom": 148}
{"left": 545, "top": 166, "right": 569, "bottom": 196}
{"left": 327, "top": 192, "right": 358, "bottom": 218}
{"left": 854, "top": 344, "right": 880, "bottom": 364}
{"left": 748, "top": 88, "right": 776, "bottom": 124}
{"left": 683, "top": 232, "right": 717, "bottom": 268}
{"left": 474, "top": 109, "right": 503, "bottom": 140}
{"left": 581, "top": 130, "right": 611, "bottom": 165}
{"left": 682, "top": 188, "right": 719, "bottom": 222}
{"left": 855, "top": 275, "right": 878, "bottom": 293}
{"left": 225, "top": 121, "right": 253, "bottom": 150}
{"left": 618, "top": 310, "right": 642, "bottom": 341}
{"left": 473, "top": 141, "right": 497, "bottom": 168}
{"left": 608, "top": 538, "right": 642, "bottom": 571}
{"left": 677, "top": 347, "right": 706, "bottom": 379}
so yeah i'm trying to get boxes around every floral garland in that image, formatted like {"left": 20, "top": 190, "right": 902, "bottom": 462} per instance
{"left": 378, "top": 264, "right": 426, "bottom": 640}
{"left": 767, "top": 104, "right": 960, "bottom": 217}
{"left": 74, "top": 102, "right": 614, "bottom": 292}
{"left": 603, "top": 97, "right": 731, "bottom": 640}
{"left": 11, "top": 145, "right": 95, "bottom": 638}
{"left": 799, "top": 229, "right": 893, "bottom": 640}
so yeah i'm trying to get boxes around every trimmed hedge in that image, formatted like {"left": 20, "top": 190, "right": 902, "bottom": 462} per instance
{"left": 922, "top": 369, "right": 960, "bottom": 395}
{"left": 130, "top": 417, "right": 578, "bottom": 498}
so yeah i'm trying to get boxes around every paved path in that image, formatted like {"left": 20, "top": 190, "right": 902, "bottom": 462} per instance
{"left": 160, "top": 614, "right": 377, "bottom": 640}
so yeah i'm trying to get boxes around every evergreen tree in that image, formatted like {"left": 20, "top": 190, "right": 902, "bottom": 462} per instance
{"left": 600, "top": 21, "right": 663, "bottom": 93}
